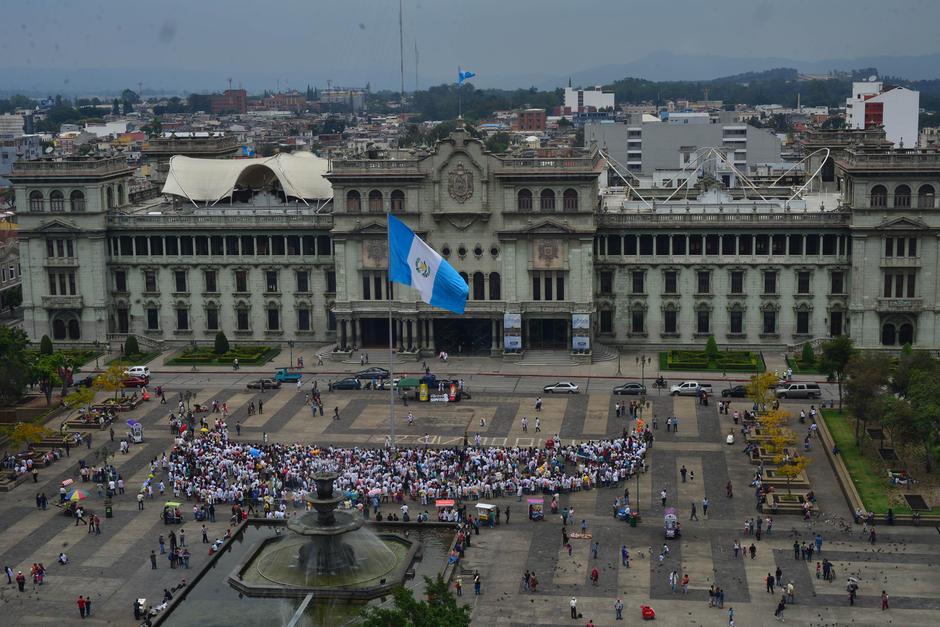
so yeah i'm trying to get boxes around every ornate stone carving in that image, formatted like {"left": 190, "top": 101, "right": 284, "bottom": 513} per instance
{"left": 532, "top": 238, "right": 564, "bottom": 270}
{"left": 361, "top": 240, "right": 388, "bottom": 269}
{"left": 447, "top": 163, "right": 473, "bottom": 203}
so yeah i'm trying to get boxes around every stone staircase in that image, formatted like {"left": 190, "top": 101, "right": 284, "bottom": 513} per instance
{"left": 513, "top": 349, "right": 578, "bottom": 366}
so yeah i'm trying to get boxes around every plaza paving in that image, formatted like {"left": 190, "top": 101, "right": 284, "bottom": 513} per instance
{"left": 1, "top": 353, "right": 939, "bottom": 625}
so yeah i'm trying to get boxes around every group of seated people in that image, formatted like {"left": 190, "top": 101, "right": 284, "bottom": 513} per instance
{"left": 163, "top": 507, "right": 183, "bottom": 524}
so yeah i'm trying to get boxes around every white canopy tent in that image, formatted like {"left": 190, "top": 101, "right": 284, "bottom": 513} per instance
{"left": 161, "top": 152, "right": 332, "bottom": 205}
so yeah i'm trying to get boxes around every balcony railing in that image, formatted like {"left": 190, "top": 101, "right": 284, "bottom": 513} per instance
{"left": 329, "top": 160, "right": 422, "bottom": 174}
{"left": 12, "top": 157, "right": 131, "bottom": 177}
{"left": 107, "top": 213, "right": 333, "bottom": 228}
{"left": 876, "top": 297, "right": 923, "bottom": 313}
{"left": 41, "top": 295, "right": 83, "bottom": 309}
{"left": 598, "top": 211, "right": 850, "bottom": 226}
{"left": 837, "top": 150, "right": 940, "bottom": 170}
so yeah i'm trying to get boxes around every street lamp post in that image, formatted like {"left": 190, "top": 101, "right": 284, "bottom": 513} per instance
{"left": 288, "top": 340, "right": 295, "bottom": 368}
{"left": 616, "top": 346, "right": 622, "bottom": 376}
{"left": 94, "top": 339, "right": 100, "bottom": 370}
{"left": 635, "top": 354, "right": 651, "bottom": 389}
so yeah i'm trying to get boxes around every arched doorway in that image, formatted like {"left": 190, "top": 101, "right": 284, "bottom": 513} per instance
{"left": 881, "top": 323, "right": 896, "bottom": 346}
{"left": 898, "top": 323, "right": 914, "bottom": 346}
{"left": 52, "top": 318, "right": 67, "bottom": 340}
{"left": 67, "top": 318, "right": 81, "bottom": 340}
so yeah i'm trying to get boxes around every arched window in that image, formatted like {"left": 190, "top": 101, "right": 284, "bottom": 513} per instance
{"left": 346, "top": 190, "right": 361, "bottom": 212}
{"left": 49, "top": 190, "right": 65, "bottom": 212}
{"left": 29, "top": 190, "right": 44, "bottom": 211}
{"left": 881, "top": 323, "right": 896, "bottom": 346}
{"left": 390, "top": 189, "right": 405, "bottom": 213}
{"left": 69, "top": 190, "right": 85, "bottom": 212}
{"left": 459, "top": 272, "right": 469, "bottom": 286}
{"left": 894, "top": 184, "right": 911, "bottom": 208}
{"left": 489, "top": 272, "right": 501, "bottom": 300}
{"left": 899, "top": 323, "right": 914, "bottom": 346}
{"left": 67, "top": 318, "right": 81, "bottom": 340}
{"left": 540, "top": 189, "right": 555, "bottom": 211}
{"left": 117, "top": 183, "right": 125, "bottom": 206}
{"left": 870, "top": 185, "right": 887, "bottom": 208}
{"left": 368, "top": 190, "right": 383, "bottom": 212}
{"left": 918, "top": 184, "right": 935, "bottom": 209}
{"left": 563, "top": 188, "right": 579, "bottom": 210}
{"left": 52, "top": 318, "right": 66, "bottom": 340}
{"left": 472, "top": 272, "right": 485, "bottom": 300}
{"left": 106, "top": 187, "right": 114, "bottom": 209}
{"left": 517, "top": 189, "right": 532, "bottom": 210}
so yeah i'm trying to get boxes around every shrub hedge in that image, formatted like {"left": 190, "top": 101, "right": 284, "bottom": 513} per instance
{"left": 166, "top": 345, "right": 280, "bottom": 366}
{"left": 660, "top": 349, "right": 765, "bottom": 372}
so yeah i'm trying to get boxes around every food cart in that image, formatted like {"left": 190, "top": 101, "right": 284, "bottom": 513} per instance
{"left": 664, "top": 507, "right": 680, "bottom": 539}
{"left": 163, "top": 501, "right": 183, "bottom": 524}
{"left": 475, "top": 503, "right": 495, "bottom": 525}
{"left": 527, "top": 498, "right": 544, "bottom": 521}
{"left": 435, "top": 499, "right": 456, "bottom": 521}
{"left": 127, "top": 419, "right": 144, "bottom": 443}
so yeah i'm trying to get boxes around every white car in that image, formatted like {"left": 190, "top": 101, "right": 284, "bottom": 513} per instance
{"left": 543, "top": 381, "right": 580, "bottom": 394}
{"left": 670, "top": 381, "right": 713, "bottom": 396}
{"left": 124, "top": 366, "right": 151, "bottom": 378}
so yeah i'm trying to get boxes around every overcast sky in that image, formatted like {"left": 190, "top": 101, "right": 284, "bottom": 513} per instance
{"left": 3, "top": 0, "right": 939, "bottom": 91}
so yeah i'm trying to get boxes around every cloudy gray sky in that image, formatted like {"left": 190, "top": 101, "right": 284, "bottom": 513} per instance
{"left": 3, "top": 0, "right": 939, "bottom": 92}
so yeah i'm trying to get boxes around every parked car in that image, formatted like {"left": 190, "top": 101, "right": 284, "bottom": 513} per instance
{"left": 356, "top": 367, "right": 390, "bottom": 380}
{"left": 670, "top": 381, "right": 714, "bottom": 396}
{"left": 246, "top": 379, "right": 281, "bottom": 390}
{"left": 123, "top": 375, "right": 150, "bottom": 388}
{"left": 721, "top": 385, "right": 748, "bottom": 398}
{"left": 775, "top": 382, "right": 822, "bottom": 399}
{"left": 332, "top": 377, "right": 362, "bottom": 390}
{"left": 72, "top": 375, "right": 95, "bottom": 388}
{"left": 613, "top": 382, "right": 646, "bottom": 395}
{"left": 543, "top": 381, "right": 580, "bottom": 394}
{"left": 124, "top": 366, "right": 150, "bottom": 378}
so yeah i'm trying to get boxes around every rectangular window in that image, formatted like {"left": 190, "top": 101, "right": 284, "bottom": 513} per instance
{"left": 831, "top": 271, "right": 844, "bottom": 294}
{"left": 206, "top": 308, "right": 219, "bottom": 331}
{"left": 68, "top": 273, "right": 76, "bottom": 294}
{"left": 225, "top": 236, "right": 239, "bottom": 256}
{"left": 639, "top": 235, "right": 654, "bottom": 256}
{"left": 363, "top": 275, "right": 371, "bottom": 300}
{"left": 885, "top": 238, "right": 894, "bottom": 257}
{"left": 884, "top": 274, "right": 892, "bottom": 298}
{"left": 599, "top": 271, "right": 613, "bottom": 294}
{"left": 556, "top": 276, "right": 565, "bottom": 300}
{"left": 705, "top": 234, "right": 720, "bottom": 256}
{"left": 796, "top": 311, "right": 810, "bottom": 335}
{"left": 697, "top": 271, "right": 710, "bottom": 294}
{"left": 544, "top": 276, "right": 553, "bottom": 301}
{"left": 822, "top": 234, "right": 837, "bottom": 255}
{"left": 374, "top": 275, "right": 383, "bottom": 300}
{"left": 763, "top": 310, "right": 776, "bottom": 334}
{"left": 204, "top": 270, "right": 217, "bottom": 293}
{"left": 174, "top": 270, "right": 187, "bottom": 293}
{"left": 738, "top": 234, "right": 752, "bottom": 255}
{"left": 194, "top": 236, "right": 208, "bottom": 256}
{"left": 830, "top": 311, "right": 843, "bottom": 336}
{"left": 210, "top": 236, "right": 224, "bottom": 256}
{"left": 327, "top": 311, "right": 337, "bottom": 331}
{"left": 150, "top": 236, "right": 164, "bottom": 256}
{"left": 267, "top": 308, "right": 280, "bottom": 330}
{"left": 805, "top": 234, "right": 819, "bottom": 255}
{"left": 241, "top": 235, "right": 254, "bottom": 255}
{"left": 624, "top": 235, "right": 637, "bottom": 255}
{"left": 134, "top": 236, "right": 149, "bottom": 256}
{"left": 302, "top": 236, "right": 316, "bottom": 255}
{"left": 298, "top": 308, "right": 311, "bottom": 331}
{"left": 909, "top": 238, "right": 917, "bottom": 257}
{"left": 272, "top": 236, "right": 285, "bottom": 256}
{"left": 114, "top": 270, "right": 127, "bottom": 292}
{"left": 656, "top": 235, "right": 670, "bottom": 255}
{"left": 266, "top": 271, "right": 279, "bottom": 293}
{"left": 907, "top": 273, "right": 916, "bottom": 297}
{"left": 237, "top": 308, "right": 249, "bottom": 331}
{"left": 165, "top": 237, "right": 179, "bottom": 256}
{"left": 688, "top": 235, "right": 703, "bottom": 255}
{"left": 793, "top": 271, "right": 809, "bottom": 294}
{"left": 631, "top": 271, "right": 645, "bottom": 294}
{"left": 326, "top": 270, "right": 337, "bottom": 293}
{"left": 696, "top": 310, "right": 710, "bottom": 334}
{"left": 48, "top": 273, "right": 57, "bottom": 295}
{"left": 664, "top": 310, "right": 677, "bottom": 334}
{"left": 895, "top": 273, "right": 903, "bottom": 297}
{"left": 235, "top": 270, "right": 248, "bottom": 293}
{"left": 607, "top": 235, "right": 621, "bottom": 255}
{"left": 145, "top": 270, "right": 157, "bottom": 293}
{"left": 180, "top": 237, "right": 193, "bottom": 256}
{"left": 599, "top": 310, "right": 613, "bottom": 333}
{"left": 755, "top": 235, "right": 769, "bottom": 255}
{"left": 730, "top": 310, "right": 743, "bottom": 334}
{"left": 256, "top": 236, "right": 269, "bottom": 255}
{"left": 316, "top": 235, "right": 332, "bottom": 256}
{"left": 763, "top": 271, "right": 777, "bottom": 294}
{"left": 896, "top": 238, "right": 906, "bottom": 257}
{"left": 789, "top": 235, "right": 803, "bottom": 256}
{"left": 176, "top": 309, "right": 189, "bottom": 331}
{"left": 47, "top": 240, "right": 55, "bottom": 257}
{"left": 286, "top": 235, "right": 300, "bottom": 256}
{"left": 664, "top": 271, "right": 677, "bottom": 294}
{"left": 146, "top": 307, "right": 159, "bottom": 331}
{"left": 722, "top": 235, "right": 736, "bottom": 255}
{"left": 672, "top": 235, "right": 686, "bottom": 255}
{"left": 631, "top": 310, "right": 645, "bottom": 334}
{"left": 772, "top": 234, "right": 786, "bottom": 255}
{"left": 532, "top": 276, "right": 541, "bottom": 300}
{"left": 120, "top": 236, "right": 133, "bottom": 256}
{"left": 296, "top": 270, "right": 309, "bottom": 293}
{"left": 730, "top": 271, "right": 744, "bottom": 294}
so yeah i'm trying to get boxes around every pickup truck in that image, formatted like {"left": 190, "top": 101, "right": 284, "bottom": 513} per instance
{"left": 670, "top": 381, "right": 714, "bottom": 397}
{"left": 273, "top": 367, "right": 303, "bottom": 383}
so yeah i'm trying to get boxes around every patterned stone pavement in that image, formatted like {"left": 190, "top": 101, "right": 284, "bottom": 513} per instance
{"left": 1, "top": 383, "right": 939, "bottom": 626}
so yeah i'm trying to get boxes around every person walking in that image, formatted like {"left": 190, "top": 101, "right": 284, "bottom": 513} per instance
{"left": 77, "top": 595, "right": 87, "bottom": 619}
{"left": 570, "top": 597, "right": 578, "bottom": 619}
{"left": 766, "top": 573, "right": 775, "bottom": 594}
{"left": 590, "top": 566, "right": 599, "bottom": 586}
{"left": 473, "top": 571, "right": 481, "bottom": 595}
{"left": 621, "top": 545, "right": 630, "bottom": 567}
{"left": 881, "top": 590, "right": 889, "bottom": 610}
{"left": 150, "top": 550, "right": 157, "bottom": 569}
{"left": 15, "top": 571, "right": 25, "bottom": 592}
{"left": 702, "top": 496, "right": 710, "bottom": 518}
{"left": 454, "top": 576, "right": 462, "bottom": 596}
{"left": 690, "top": 502, "right": 698, "bottom": 521}
{"left": 669, "top": 570, "right": 678, "bottom": 593}
{"left": 201, "top": 525, "right": 209, "bottom": 543}
{"left": 592, "top": 541, "right": 599, "bottom": 559}
{"left": 614, "top": 598, "right": 624, "bottom": 620}
{"left": 774, "top": 598, "right": 786, "bottom": 621}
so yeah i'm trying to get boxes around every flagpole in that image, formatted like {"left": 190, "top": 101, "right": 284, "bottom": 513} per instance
{"left": 387, "top": 213, "right": 396, "bottom": 452}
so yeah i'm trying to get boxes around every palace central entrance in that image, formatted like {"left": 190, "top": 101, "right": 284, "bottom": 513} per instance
{"left": 433, "top": 318, "right": 492, "bottom": 355}
{"left": 525, "top": 318, "right": 568, "bottom": 350}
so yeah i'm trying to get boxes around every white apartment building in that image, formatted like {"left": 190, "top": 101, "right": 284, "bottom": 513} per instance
{"left": 846, "top": 80, "right": 919, "bottom": 148}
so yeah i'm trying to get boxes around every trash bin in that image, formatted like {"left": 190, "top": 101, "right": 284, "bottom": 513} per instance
{"left": 105, "top": 505, "right": 113, "bottom": 518}
{"left": 630, "top": 514, "right": 637, "bottom": 528}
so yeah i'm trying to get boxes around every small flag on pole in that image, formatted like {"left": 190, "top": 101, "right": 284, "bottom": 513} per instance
{"left": 458, "top": 67, "right": 476, "bottom": 84}
{"left": 388, "top": 215, "right": 468, "bottom": 314}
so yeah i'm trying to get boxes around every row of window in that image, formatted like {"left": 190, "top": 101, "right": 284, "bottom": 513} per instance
{"left": 884, "top": 237, "right": 917, "bottom": 258}
{"left": 599, "top": 308, "right": 843, "bottom": 337}
{"left": 361, "top": 271, "right": 504, "bottom": 301}
{"left": 532, "top": 272, "right": 565, "bottom": 301}
{"left": 870, "top": 184, "right": 935, "bottom": 208}
{"left": 46, "top": 238, "right": 74, "bottom": 258}
{"left": 884, "top": 272, "right": 917, "bottom": 298}
{"left": 516, "top": 189, "right": 580, "bottom": 211}
{"left": 48, "top": 272, "right": 77, "bottom": 296}
{"left": 29, "top": 189, "right": 87, "bottom": 212}
{"left": 346, "top": 189, "right": 406, "bottom": 213}
{"left": 598, "top": 269, "right": 847, "bottom": 296}
{"left": 1, "top": 264, "right": 18, "bottom": 284}
{"left": 114, "top": 268, "right": 336, "bottom": 295}
{"left": 129, "top": 304, "right": 336, "bottom": 334}
{"left": 595, "top": 233, "right": 849, "bottom": 257}
{"left": 109, "top": 234, "right": 333, "bottom": 257}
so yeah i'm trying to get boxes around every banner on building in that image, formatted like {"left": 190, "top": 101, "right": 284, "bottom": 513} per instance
{"left": 572, "top": 335, "right": 590, "bottom": 351}
{"left": 504, "top": 335, "right": 522, "bottom": 350}
{"left": 571, "top": 313, "right": 590, "bottom": 329}
{"left": 503, "top": 313, "right": 522, "bottom": 329}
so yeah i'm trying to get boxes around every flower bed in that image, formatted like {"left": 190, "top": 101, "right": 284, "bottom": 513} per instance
{"left": 166, "top": 345, "right": 280, "bottom": 366}
{"left": 659, "top": 350, "right": 765, "bottom": 373}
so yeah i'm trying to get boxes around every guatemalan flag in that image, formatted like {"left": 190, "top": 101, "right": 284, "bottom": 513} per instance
{"left": 388, "top": 215, "right": 468, "bottom": 314}
{"left": 458, "top": 67, "right": 476, "bottom": 84}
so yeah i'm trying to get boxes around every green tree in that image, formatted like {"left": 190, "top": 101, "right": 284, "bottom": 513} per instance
{"left": 94, "top": 363, "right": 126, "bottom": 401}
{"left": 0, "top": 327, "right": 32, "bottom": 406}
{"left": 360, "top": 576, "right": 471, "bottom": 627}
{"left": 4, "top": 285, "right": 22, "bottom": 310}
{"left": 904, "top": 368, "right": 940, "bottom": 472}
{"left": 124, "top": 335, "right": 140, "bottom": 357}
{"left": 705, "top": 335, "right": 719, "bottom": 363}
{"left": 485, "top": 131, "right": 511, "bottom": 153}
{"left": 214, "top": 331, "right": 230, "bottom": 355}
{"left": 800, "top": 342, "right": 815, "bottom": 366}
{"left": 39, "top": 334, "right": 54, "bottom": 355}
{"left": 8, "top": 422, "right": 53, "bottom": 451}
{"left": 63, "top": 386, "right": 95, "bottom": 411}
{"left": 892, "top": 350, "right": 936, "bottom": 398}
{"left": 819, "top": 335, "right": 855, "bottom": 410}
{"left": 844, "top": 352, "right": 891, "bottom": 445}
{"left": 32, "top": 353, "right": 67, "bottom": 406}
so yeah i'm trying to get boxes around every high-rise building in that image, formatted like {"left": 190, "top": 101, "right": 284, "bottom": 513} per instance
{"left": 845, "top": 80, "right": 919, "bottom": 148}
{"left": 563, "top": 87, "right": 614, "bottom": 115}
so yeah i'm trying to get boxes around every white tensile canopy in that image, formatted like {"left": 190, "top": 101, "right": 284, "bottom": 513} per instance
{"left": 161, "top": 152, "right": 332, "bottom": 204}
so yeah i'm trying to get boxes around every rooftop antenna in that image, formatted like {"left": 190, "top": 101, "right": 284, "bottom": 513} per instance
{"left": 399, "top": 0, "right": 406, "bottom": 126}
{"left": 137, "top": 81, "right": 143, "bottom": 98}
{"left": 228, "top": 77, "right": 233, "bottom": 91}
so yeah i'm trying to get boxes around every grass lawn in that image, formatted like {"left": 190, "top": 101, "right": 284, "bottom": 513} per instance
{"left": 822, "top": 409, "right": 940, "bottom": 516}
{"left": 166, "top": 345, "right": 280, "bottom": 366}
{"left": 785, "top": 355, "right": 828, "bottom": 375}
{"left": 659, "top": 350, "right": 766, "bottom": 373}
{"left": 26, "top": 349, "right": 103, "bottom": 367}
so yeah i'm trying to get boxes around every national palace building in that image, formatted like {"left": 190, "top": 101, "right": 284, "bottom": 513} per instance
{"left": 9, "top": 127, "right": 940, "bottom": 358}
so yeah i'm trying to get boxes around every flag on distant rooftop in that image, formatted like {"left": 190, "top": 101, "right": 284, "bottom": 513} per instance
{"left": 388, "top": 215, "right": 468, "bottom": 314}
{"left": 458, "top": 67, "right": 476, "bottom": 84}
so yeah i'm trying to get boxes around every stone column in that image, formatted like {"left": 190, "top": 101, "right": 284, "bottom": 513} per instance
{"left": 491, "top": 318, "right": 498, "bottom": 350}
{"left": 340, "top": 319, "right": 348, "bottom": 349}
{"left": 407, "top": 319, "right": 414, "bottom": 350}
{"left": 428, "top": 319, "right": 435, "bottom": 353}
{"left": 351, "top": 318, "right": 358, "bottom": 348}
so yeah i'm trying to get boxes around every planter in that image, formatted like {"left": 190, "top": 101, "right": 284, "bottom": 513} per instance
{"left": 762, "top": 492, "right": 814, "bottom": 515}
{"left": 762, "top": 469, "right": 811, "bottom": 490}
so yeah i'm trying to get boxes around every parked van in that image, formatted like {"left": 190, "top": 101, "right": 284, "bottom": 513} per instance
{"left": 775, "top": 383, "right": 821, "bottom": 399}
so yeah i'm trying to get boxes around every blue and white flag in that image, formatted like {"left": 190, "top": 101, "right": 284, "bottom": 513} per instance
{"left": 458, "top": 67, "right": 476, "bottom": 84}
{"left": 388, "top": 215, "right": 468, "bottom": 314}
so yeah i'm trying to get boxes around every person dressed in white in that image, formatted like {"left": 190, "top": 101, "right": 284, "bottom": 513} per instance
{"left": 407, "top": 412, "right": 415, "bottom": 425}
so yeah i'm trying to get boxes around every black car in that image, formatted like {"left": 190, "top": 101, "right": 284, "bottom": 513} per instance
{"left": 721, "top": 385, "right": 748, "bottom": 398}
{"left": 246, "top": 378, "right": 281, "bottom": 390}
{"left": 332, "top": 377, "right": 362, "bottom": 390}
{"left": 356, "top": 367, "right": 390, "bottom": 380}
{"left": 71, "top": 375, "right": 95, "bottom": 388}
{"left": 613, "top": 382, "right": 646, "bottom": 395}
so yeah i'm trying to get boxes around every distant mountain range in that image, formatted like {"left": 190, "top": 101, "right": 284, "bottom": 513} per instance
{"left": 1, "top": 50, "right": 940, "bottom": 96}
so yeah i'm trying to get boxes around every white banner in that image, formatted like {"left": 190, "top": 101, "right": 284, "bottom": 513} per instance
{"left": 572, "top": 313, "right": 590, "bottom": 329}
{"left": 504, "top": 336, "right": 522, "bottom": 350}
{"left": 504, "top": 313, "right": 522, "bottom": 329}
{"left": 572, "top": 335, "right": 590, "bottom": 350}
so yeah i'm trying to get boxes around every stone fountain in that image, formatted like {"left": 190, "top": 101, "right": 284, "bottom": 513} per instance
{"left": 229, "top": 472, "right": 419, "bottom": 600}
